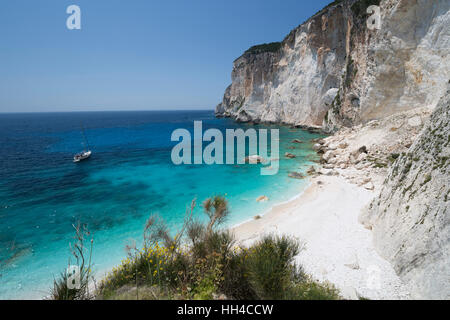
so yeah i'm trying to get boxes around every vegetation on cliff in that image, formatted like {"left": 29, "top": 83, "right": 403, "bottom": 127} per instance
{"left": 244, "top": 42, "right": 282, "bottom": 55}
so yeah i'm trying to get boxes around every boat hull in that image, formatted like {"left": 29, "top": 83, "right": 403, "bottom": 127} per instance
{"left": 73, "top": 151, "right": 92, "bottom": 163}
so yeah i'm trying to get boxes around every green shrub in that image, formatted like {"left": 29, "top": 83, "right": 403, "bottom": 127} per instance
{"left": 95, "top": 196, "right": 342, "bottom": 301}
{"left": 219, "top": 248, "right": 257, "bottom": 300}
{"left": 246, "top": 235, "right": 303, "bottom": 300}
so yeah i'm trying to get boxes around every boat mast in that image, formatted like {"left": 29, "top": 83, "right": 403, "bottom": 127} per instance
{"left": 81, "top": 124, "right": 90, "bottom": 151}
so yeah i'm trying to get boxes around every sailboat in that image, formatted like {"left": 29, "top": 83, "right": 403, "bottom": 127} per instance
{"left": 73, "top": 125, "right": 92, "bottom": 163}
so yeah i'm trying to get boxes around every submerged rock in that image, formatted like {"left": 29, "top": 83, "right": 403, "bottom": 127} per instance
{"left": 244, "top": 155, "right": 265, "bottom": 164}
{"left": 256, "top": 196, "right": 269, "bottom": 202}
{"left": 306, "top": 166, "right": 316, "bottom": 175}
{"left": 288, "top": 172, "right": 305, "bottom": 179}
{"left": 285, "top": 152, "right": 296, "bottom": 159}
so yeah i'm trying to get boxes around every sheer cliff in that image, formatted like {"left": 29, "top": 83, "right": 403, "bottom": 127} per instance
{"left": 215, "top": 0, "right": 450, "bottom": 131}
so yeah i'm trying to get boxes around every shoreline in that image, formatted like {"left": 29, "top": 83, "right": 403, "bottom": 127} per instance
{"left": 231, "top": 174, "right": 412, "bottom": 300}
{"left": 229, "top": 180, "right": 313, "bottom": 230}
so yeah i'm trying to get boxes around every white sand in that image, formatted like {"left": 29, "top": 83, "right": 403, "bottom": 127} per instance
{"left": 232, "top": 175, "right": 412, "bottom": 300}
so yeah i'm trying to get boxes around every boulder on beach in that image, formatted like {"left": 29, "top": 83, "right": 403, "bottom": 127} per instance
{"left": 322, "top": 150, "right": 335, "bottom": 162}
{"left": 319, "top": 168, "right": 339, "bottom": 176}
{"left": 364, "top": 182, "right": 375, "bottom": 190}
{"left": 306, "top": 166, "right": 316, "bottom": 175}
{"left": 356, "top": 153, "right": 368, "bottom": 163}
{"left": 312, "top": 143, "right": 322, "bottom": 151}
{"left": 358, "top": 146, "right": 368, "bottom": 154}
{"left": 351, "top": 146, "right": 368, "bottom": 159}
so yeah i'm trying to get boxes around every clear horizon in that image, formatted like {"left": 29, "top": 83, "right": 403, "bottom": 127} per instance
{"left": 0, "top": 0, "right": 333, "bottom": 113}
{"left": 0, "top": 108, "right": 215, "bottom": 114}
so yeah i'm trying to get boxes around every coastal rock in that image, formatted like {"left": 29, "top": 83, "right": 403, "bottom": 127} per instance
{"left": 356, "top": 153, "right": 367, "bottom": 164}
{"left": 312, "top": 143, "right": 322, "bottom": 151}
{"left": 351, "top": 146, "right": 367, "bottom": 159}
{"left": 327, "top": 157, "right": 338, "bottom": 165}
{"left": 306, "top": 166, "right": 316, "bottom": 175}
{"left": 292, "top": 139, "right": 303, "bottom": 144}
{"left": 322, "top": 150, "right": 335, "bottom": 162}
{"left": 363, "top": 182, "right": 374, "bottom": 191}
{"left": 319, "top": 168, "right": 339, "bottom": 176}
{"left": 285, "top": 152, "right": 296, "bottom": 159}
{"left": 358, "top": 146, "right": 368, "bottom": 155}
{"left": 327, "top": 143, "right": 338, "bottom": 151}
{"left": 288, "top": 172, "right": 305, "bottom": 179}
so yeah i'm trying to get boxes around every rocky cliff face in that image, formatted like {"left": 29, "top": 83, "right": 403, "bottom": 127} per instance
{"left": 360, "top": 87, "right": 450, "bottom": 299}
{"left": 216, "top": 0, "right": 450, "bottom": 131}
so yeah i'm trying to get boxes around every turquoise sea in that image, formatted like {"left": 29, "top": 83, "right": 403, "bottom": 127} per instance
{"left": 0, "top": 110, "right": 322, "bottom": 299}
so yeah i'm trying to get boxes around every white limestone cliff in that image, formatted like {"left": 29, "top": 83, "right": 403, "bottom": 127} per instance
{"left": 216, "top": 0, "right": 450, "bottom": 131}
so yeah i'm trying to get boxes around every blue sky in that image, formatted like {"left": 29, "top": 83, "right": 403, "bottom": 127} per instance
{"left": 0, "top": 0, "right": 332, "bottom": 112}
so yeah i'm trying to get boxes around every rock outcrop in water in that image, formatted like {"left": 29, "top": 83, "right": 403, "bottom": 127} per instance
{"left": 215, "top": 0, "right": 450, "bottom": 131}
{"left": 360, "top": 87, "right": 450, "bottom": 300}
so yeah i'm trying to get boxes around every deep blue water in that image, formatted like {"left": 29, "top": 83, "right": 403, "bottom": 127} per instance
{"left": 0, "top": 110, "right": 322, "bottom": 299}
